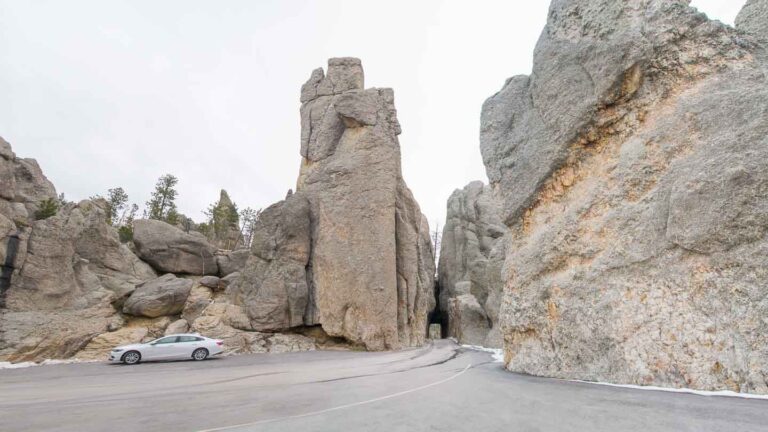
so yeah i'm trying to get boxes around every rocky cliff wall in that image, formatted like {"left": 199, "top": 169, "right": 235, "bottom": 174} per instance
{"left": 437, "top": 181, "right": 506, "bottom": 347}
{"left": 480, "top": 0, "right": 768, "bottom": 393}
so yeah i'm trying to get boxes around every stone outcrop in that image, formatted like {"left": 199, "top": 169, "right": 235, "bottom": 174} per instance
{"left": 187, "top": 300, "right": 316, "bottom": 354}
{"left": 133, "top": 219, "right": 218, "bottom": 275}
{"left": 0, "top": 138, "right": 157, "bottom": 361}
{"left": 480, "top": 0, "right": 768, "bottom": 393}
{"left": 230, "top": 194, "right": 312, "bottom": 331}
{"left": 737, "top": 0, "right": 768, "bottom": 42}
{"left": 122, "top": 274, "right": 193, "bottom": 318}
{"left": 232, "top": 58, "right": 435, "bottom": 350}
{"left": 206, "top": 189, "right": 242, "bottom": 250}
{"left": 438, "top": 181, "right": 506, "bottom": 347}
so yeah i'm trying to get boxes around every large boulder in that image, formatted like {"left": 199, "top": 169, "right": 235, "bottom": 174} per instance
{"left": 438, "top": 182, "right": 506, "bottom": 347}
{"left": 480, "top": 0, "right": 768, "bottom": 393}
{"left": 133, "top": 219, "right": 218, "bottom": 275}
{"left": 122, "top": 274, "right": 193, "bottom": 318}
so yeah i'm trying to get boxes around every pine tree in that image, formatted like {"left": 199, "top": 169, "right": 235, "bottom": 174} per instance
{"left": 146, "top": 174, "right": 179, "bottom": 223}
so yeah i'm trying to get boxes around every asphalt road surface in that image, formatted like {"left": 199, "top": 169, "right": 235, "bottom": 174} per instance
{"left": 1, "top": 340, "right": 766, "bottom": 432}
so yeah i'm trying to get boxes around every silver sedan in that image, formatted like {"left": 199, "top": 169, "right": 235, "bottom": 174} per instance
{"left": 108, "top": 334, "right": 224, "bottom": 365}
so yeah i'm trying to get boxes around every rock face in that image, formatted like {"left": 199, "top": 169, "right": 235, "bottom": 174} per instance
{"left": 133, "top": 219, "right": 218, "bottom": 275}
{"left": 737, "top": 0, "right": 768, "bottom": 42}
{"left": 480, "top": 0, "right": 768, "bottom": 393}
{"left": 0, "top": 139, "right": 157, "bottom": 361}
{"left": 216, "top": 249, "right": 249, "bottom": 276}
{"left": 233, "top": 58, "right": 435, "bottom": 350}
{"left": 438, "top": 181, "right": 506, "bottom": 347}
{"left": 231, "top": 194, "right": 312, "bottom": 331}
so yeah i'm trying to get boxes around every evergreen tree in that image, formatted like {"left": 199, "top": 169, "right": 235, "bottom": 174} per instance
{"left": 146, "top": 174, "right": 179, "bottom": 223}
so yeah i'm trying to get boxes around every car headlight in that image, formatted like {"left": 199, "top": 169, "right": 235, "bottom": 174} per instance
{"left": 112, "top": 348, "right": 124, "bottom": 352}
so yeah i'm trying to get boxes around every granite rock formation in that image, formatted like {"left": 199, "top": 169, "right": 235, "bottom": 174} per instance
{"left": 206, "top": 189, "right": 242, "bottom": 250}
{"left": 481, "top": 0, "right": 768, "bottom": 393}
{"left": 438, "top": 181, "right": 506, "bottom": 347}
{"left": 133, "top": 219, "right": 218, "bottom": 275}
{"left": 233, "top": 58, "right": 435, "bottom": 350}
{"left": 0, "top": 139, "right": 158, "bottom": 361}
{"left": 0, "top": 138, "right": 316, "bottom": 363}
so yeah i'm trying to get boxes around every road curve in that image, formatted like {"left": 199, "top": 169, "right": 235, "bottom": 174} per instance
{"left": 0, "top": 340, "right": 766, "bottom": 431}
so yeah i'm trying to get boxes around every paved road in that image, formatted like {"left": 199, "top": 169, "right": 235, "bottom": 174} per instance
{"left": 1, "top": 340, "right": 766, "bottom": 432}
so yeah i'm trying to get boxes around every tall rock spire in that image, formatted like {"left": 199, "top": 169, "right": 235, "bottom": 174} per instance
{"left": 232, "top": 58, "right": 434, "bottom": 350}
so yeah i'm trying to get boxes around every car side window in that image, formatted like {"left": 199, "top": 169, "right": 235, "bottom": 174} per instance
{"left": 178, "top": 336, "right": 197, "bottom": 343}
{"left": 155, "top": 336, "right": 179, "bottom": 344}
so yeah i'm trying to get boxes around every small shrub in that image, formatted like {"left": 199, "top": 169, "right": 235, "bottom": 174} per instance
{"left": 118, "top": 225, "right": 134, "bottom": 243}
{"left": 34, "top": 198, "right": 59, "bottom": 220}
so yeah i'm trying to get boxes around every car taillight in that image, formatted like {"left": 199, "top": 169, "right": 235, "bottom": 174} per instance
{"left": 216, "top": 341, "right": 224, "bottom": 346}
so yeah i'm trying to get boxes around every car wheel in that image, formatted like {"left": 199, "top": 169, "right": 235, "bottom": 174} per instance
{"left": 122, "top": 351, "right": 141, "bottom": 365}
{"left": 192, "top": 348, "right": 209, "bottom": 361}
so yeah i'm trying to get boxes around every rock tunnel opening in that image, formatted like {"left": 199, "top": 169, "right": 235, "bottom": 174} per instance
{"left": 0, "top": 231, "right": 21, "bottom": 308}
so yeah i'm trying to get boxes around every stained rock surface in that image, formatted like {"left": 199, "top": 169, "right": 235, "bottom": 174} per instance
{"left": 480, "top": 0, "right": 768, "bottom": 393}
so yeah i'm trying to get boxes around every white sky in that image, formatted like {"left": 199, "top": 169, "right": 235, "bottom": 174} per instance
{"left": 0, "top": 0, "right": 746, "bottom": 228}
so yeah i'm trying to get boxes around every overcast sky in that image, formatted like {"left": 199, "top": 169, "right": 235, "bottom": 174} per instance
{"left": 0, "top": 0, "right": 746, "bottom": 229}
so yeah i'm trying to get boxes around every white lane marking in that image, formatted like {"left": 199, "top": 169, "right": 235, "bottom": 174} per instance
{"left": 196, "top": 363, "right": 472, "bottom": 431}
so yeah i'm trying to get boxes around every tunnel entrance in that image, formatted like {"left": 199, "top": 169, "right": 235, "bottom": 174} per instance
{"left": 0, "top": 231, "right": 21, "bottom": 308}
{"left": 428, "top": 279, "right": 448, "bottom": 338}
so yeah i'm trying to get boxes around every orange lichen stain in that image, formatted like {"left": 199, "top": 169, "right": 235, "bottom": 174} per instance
{"left": 547, "top": 300, "right": 560, "bottom": 323}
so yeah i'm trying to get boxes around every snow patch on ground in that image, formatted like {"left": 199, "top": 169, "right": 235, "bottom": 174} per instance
{"left": 459, "top": 344, "right": 768, "bottom": 399}
{"left": 571, "top": 379, "right": 768, "bottom": 400}
{"left": 461, "top": 344, "right": 504, "bottom": 363}
{"left": 0, "top": 359, "right": 87, "bottom": 370}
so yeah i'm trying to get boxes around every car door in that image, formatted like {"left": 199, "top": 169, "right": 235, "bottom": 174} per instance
{"left": 146, "top": 336, "right": 179, "bottom": 360}
{"left": 173, "top": 335, "right": 201, "bottom": 359}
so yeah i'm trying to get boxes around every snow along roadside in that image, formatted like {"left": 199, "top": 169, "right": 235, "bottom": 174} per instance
{"left": 569, "top": 379, "right": 768, "bottom": 400}
{"left": 460, "top": 344, "right": 504, "bottom": 363}
{"left": 461, "top": 344, "right": 768, "bottom": 400}
{"left": 0, "top": 359, "right": 92, "bottom": 370}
